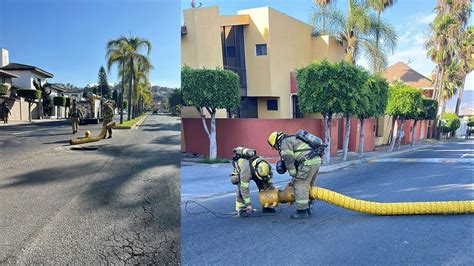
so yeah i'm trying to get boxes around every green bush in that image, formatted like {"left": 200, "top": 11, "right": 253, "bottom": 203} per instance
{"left": 0, "top": 84, "right": 9, "bottom": 96}
{"left": 441, "top": 112, "right": 461, "bottom": 134}
{"left": 170, "top": 104, "right": 181, "bottom": 116}
{"left": 53, "top": 96, "right": 67, "bottom": 106}
{"left": 467, "top": 116, "right": 474, "bottom": 127}
{"left": 65, "top": 97, "right": 71, "bottom": 108}
{"left": 17, "top": 89, "right": 41, "bottom": 101}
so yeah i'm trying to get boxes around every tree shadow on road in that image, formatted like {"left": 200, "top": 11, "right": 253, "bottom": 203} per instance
{"left": 140, "top": 122, "right": 180, "bottom": 132}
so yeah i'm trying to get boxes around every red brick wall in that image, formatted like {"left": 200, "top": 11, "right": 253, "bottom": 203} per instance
{"left": 348, "top": 118, "right": 376, "bottom": 152}
{"left": 182, "top": 118, "right": 377, "bottom": 160}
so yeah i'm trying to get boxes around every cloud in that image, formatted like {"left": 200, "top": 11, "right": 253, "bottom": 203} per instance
{"left": 416, "top": 13, "right": 436, "bottom": 25}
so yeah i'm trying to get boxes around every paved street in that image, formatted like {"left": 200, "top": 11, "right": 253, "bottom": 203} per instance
{"left": 181, "top": 140, "right": 474, "bottom": 265}
{"left": 0, "top": 114, "right": 181, "bottom": 264}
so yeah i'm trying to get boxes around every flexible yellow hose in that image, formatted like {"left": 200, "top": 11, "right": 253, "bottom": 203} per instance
{"left": 69, "top": 122, "right": 115, "bottom": 145}
{"left": 259, "top": 186, "right": 474, "bottom": 215}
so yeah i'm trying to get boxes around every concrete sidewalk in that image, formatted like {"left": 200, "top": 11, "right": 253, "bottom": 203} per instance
{"left": 0, "top": 118, "right": 68, "bottom": 127}
{"left": 181, "top": 140, "right": 443, "bottom": 201}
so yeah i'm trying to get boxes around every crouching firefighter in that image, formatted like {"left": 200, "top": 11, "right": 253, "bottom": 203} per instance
{"left": 230, "top": 147, "right": 276, "bottom": 216}
{"left": 268, "top": 130, "right": 325, "bottom": 219}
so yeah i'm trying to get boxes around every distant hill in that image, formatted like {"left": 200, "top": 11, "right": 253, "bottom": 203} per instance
{"left": 150, "top": 86, "right": 177, "bottom": 100}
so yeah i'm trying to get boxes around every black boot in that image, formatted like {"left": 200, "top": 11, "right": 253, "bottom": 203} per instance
{"left": 262, "top": 207, "right": 276, "bottom": 213}
{"left": 308, "top": 201, "right": 314, "bottom": 216}
{"left": 290, "top": 209, "right": 310, "bottom": 219}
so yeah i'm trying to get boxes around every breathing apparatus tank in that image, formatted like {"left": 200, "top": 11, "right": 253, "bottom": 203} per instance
{"left": 232, "top": 146, "right": 256, "bottom": 159}
{"left": 296, "top": 130, "right": 323, "bottom": 149}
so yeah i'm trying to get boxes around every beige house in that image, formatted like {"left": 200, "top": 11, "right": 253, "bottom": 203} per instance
{"left": 181, "top": 6, "right": 345, "bottom": 118}
{"left": 0, "top": 48, "right": 59, "bottom": 121}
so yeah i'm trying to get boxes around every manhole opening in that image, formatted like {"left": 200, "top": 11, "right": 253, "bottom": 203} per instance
{"left": 70, "top": 146, "right": 98, "bottom": 151}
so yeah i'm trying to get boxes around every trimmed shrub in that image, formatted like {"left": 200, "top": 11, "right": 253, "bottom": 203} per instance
{"left": 441, "top": 112, "right": 461, "bottom": 134}
{"left": 17, "top": 89, "right": 41, "bottom": 101}
{"left": 467, "top": 116, "right": 474, "bottom": 127}
{"left": 0, "top": 84, "right": 9, "bottom": 96}
{"left": 53, "top": 96, "right": 67, "bottom": 106}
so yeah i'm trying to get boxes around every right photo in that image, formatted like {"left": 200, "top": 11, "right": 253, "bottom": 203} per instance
{"left": 179, "top": 0, "right": 473, "bottom": 265}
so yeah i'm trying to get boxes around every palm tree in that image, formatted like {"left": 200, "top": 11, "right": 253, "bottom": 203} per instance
{"left": 455, "top": 26, "right": 473, "bottom": 115}
{"left": 368, "top": 0, "right": 397, "bottom": 73}
{"left": 311, "top": 0, "right": 337, "bottom": 34}
{"left": 106, "top": 38, "right": 128, "bottom": 124}
{"left": 324, "top": 0, "right": 397, "bottom": 68}
{"left": 425, "top": 0, "right": 470, "bottom": 137}
{"left": 106, "top": 36, "right": 152, "bottom": 121}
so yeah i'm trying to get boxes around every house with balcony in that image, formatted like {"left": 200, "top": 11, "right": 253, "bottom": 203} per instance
{"left": 181, "top": 6, "right": 345, "bottom": 119}
{"left": 0, "top": 48, "right": 58, "bottom": 120}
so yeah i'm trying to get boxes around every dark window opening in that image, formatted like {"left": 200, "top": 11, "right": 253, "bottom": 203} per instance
{"left": 267, "top": 99, "right": 278, "bottom": 111}
{"left": 221, "top": 25, "right": 247, "bottom": 91}
{"left": 256, "top": 44, "right": 267, "bottom": 56}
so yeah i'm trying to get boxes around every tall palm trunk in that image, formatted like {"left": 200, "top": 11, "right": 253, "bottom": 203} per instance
{"left": 127, "top": 60, "right": 133, "bottom": 121}
{"left": 455, "top": 76, "right": 466, "bottom": 115}
{"left": 120, "top": 61, "right": 125, "bottom": 124}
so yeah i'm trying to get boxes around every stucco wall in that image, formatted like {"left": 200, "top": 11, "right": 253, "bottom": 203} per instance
{"left": 181, "top": 7, "right": 223, "bottom": 68}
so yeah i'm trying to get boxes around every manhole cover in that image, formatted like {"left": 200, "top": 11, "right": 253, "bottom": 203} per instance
{"left": 70, "top": 146, "right": 98, "bottom": 151}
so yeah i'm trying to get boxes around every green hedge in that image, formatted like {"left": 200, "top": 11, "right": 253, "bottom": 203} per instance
{"left": 441, "top": 112, "right": 461, "bottom": 134}
{"left": 467, "top": 116, "right": 474, "bottom": 127}
{"left": 65, "top": 97, "right": 71, "bottom": 108}
{"left": 53, "top": 96, "right": 67, "bottom": 106}
{"left": 17, "top": 89, "right": 41, "bottom": 101}
{"left": 0, "top": 84, "right": 9, "bottom": 96}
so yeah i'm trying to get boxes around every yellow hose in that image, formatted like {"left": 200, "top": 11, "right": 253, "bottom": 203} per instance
{"left": 69, "top": 122, "right": 115, "bottom": 145}
{"left": 259, "top": 186, "right": 474, "bottom": 215}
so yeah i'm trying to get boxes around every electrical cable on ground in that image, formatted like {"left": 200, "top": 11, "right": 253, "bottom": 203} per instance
{"left": 184, "top": 200, "right": 283, "bottom": 218}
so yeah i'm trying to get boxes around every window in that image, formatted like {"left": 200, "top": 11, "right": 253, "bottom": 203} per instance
{"left": 256, "top": 44, "right": 267, "bottom": 56}
{"left": 267, "top": 99, "right": 278, "bottom": 111}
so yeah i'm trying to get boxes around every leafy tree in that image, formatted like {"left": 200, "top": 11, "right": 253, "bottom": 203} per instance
{"left": 112, "top": 89, "right": 118, "bottom": 104}
{"left": 0, "top": 84, "right": 9, "bottom": 95}
{"left": 297, "top": 60, "right": 346, "bottom": 164}
{"left": 385, "top": 82, "right": 422, "bottom": 151}
{"left": 98, "top": 66, "right": 111, "bottom": 98}
{"left": 467, "top": 116, "right": 474, "bottom": 127}
{"left": 332, "top": 61, "right": 368, "bottom": 161}
{"left": 441, "top": 112, "right": 461, "bottom": 136}
{"left": 182, "top": 67, "right": 240, "bottom": 159}
{"left": 311, "top": 0, "right": 338, "bottom": 34}
{"left": 169, "top": 89, "right": 183, "bottom": 109}
{"left": 42, "top": 95, "right": 54, "bottom": 117}
{"left": 33, "top": 78, "right": 51, "bottom": 119}
{"left": 16, "top": 88, "right": 41, "bottom": 121}
{"left": 406, "top": 98, "right": 438, "bottom": 146}
{"left": 357, "top": 75, "right": 388, "bottom": 158}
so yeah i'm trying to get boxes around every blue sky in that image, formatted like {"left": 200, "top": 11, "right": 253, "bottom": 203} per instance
{"left": 0, "top": 0, "right": 181, "bottom": 88}
{"left": 181, "top": 0, "right": 472, "bottom": 92}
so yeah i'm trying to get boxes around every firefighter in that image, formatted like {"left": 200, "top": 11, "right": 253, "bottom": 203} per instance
{"left": 268, "top": 131, "right": 322, "bottom": 219}
{"left": 102, "top": 101, "right": 114, "bottom": 139}
{"left": 69, "top": 102, "right": 83, "bottom": 134}
{"left": 1, "top": 102, "right": 11, "bottom": 124}
{"left": 230, "top": 147, "right": 276, "bottom": 216}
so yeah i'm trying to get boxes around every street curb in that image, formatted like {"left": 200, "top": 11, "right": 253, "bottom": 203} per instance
{"left": 113, "top": 114, "right": 149, "bottom": 130}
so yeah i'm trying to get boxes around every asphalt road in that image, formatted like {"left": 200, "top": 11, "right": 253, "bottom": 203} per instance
{"left": 181, "top": 140, "right": 474, "bottom": 265}
{"left": 0, "top": 114, "right": 181, "bottom": 264}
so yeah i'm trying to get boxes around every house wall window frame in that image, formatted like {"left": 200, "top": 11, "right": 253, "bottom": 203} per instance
{"left": 266, "top": 99, "right": 278, "bottom": 111}
{"left": 255, "top": 44, "right": 267, "bottom": 56}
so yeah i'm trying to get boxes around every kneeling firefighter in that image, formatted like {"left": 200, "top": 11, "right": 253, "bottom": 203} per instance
{"left": 268, "top": 130, "right": 325, "bottom": 219}
{"left": 230, "top": 147, "right": 276, "bottom": 215}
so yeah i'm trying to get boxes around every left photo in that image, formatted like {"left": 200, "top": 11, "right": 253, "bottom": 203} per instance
{"left": 0, "top": 0, "right": 181, "bottom": 264}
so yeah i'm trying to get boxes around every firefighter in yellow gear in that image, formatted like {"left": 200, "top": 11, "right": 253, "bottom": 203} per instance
{"left": 268, "top": 131, "right": 322, "bottom": 219}
{"left": 230, "top": 147, "right": 275, "bottom": 216}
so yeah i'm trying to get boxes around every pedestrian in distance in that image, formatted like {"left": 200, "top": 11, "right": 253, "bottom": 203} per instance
{"left": 230, "top": 147, "right": 276, "bottom": 216}
{"left": 102, "top": 101, "right": 114, "bottom": 139}
{"left": 1, "top": 102, "right": 11, "bottom": 124}
{"left": 69, "top": 102, "right": 83, "bottom": 134}
{"left": 268, "top": 130, "right": 324, "bottom": 219}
